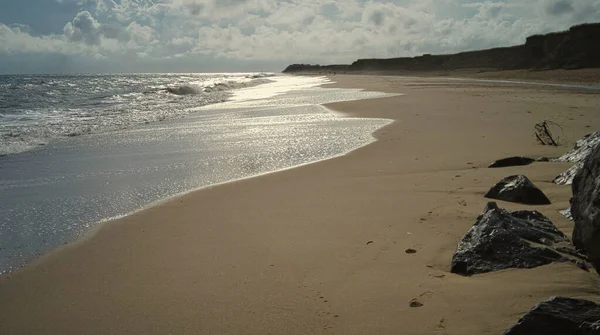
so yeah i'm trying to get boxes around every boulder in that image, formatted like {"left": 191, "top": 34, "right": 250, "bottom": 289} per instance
{"left": 553, "top": 162, "right": 583, "bottom": 185}
{"left": 554, "top": 132, "right": 600, "bottom": 185}
{"left": 571, "top": 143, "right": 600, "bottom": 272}
{"left": 489, "top": 157, "right": 535, "bottom": 168}
{"left": 451, "top": 202, "right": 578, "bottom": 276}
{"left": 504, "top": 297, "right": 600, "bottom": 335}
{"left": 485, "top": 175, "right": 551, "bottom": 205}
{"left": 556, "top": 132, "right": 600, "bottom": 163}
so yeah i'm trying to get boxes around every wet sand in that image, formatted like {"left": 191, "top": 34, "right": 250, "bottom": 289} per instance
{"left": 1, "top": 75, "right": 600, "bottom": 334}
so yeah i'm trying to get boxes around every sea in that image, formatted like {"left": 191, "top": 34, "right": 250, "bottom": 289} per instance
{"left": 0, "top": 73, "right": 394, "bottom": 274}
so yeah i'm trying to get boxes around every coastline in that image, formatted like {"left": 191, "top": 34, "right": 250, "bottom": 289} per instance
{"left": 0, "top": 75, "right": 392, "bottom": 275}
{"left": 1, "top": 75, "right": 600, "bottom": 333}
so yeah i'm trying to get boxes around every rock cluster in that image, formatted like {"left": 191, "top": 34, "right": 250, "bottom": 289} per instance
{"left": 445, "top": 130, "right": 600, "bottom": 332}
{"left": 450, "top": 131, "right": 600, "bottom": 332}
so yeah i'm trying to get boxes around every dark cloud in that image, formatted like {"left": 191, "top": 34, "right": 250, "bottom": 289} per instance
{"left": 186, "top": 2, "right": 204, "bottom": 16}
{"left": 545, "top": 0, "right": 574, "bottom": 16}
{"left": 369, "top": 10, "right": 385, "bottom": 26}
{"left": 215, "top": 0, "right": 251, "bottom": 7}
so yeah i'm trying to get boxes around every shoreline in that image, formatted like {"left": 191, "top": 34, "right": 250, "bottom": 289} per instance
{"left": 292, "top": 68, "right": 600, "bottom": 87}
{"left": 0, "top": 76, "right": 392, "bottom": 275}
{"left": 1, "top": 74, "right": 600, "bottom": 334}
{"left": 18, "top": 105, "right": 395, "bottom": 274}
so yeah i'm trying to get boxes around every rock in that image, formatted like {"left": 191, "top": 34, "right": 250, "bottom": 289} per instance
{"left": 485, "top": 175, "right": 551, "bottom": 205}
{"left": 553, "top": 162, "right": 583, "bottom": 185}
{"left": 504, "top": 297, "right": 600, "bottom": 335}
{"left": 554, "top": 132, "right": 600, "bottom": 185}
{"left": 405, "top": 248, "right": 417, "bottom": 254}
{"left": 409, "top": 298, "right": 423, "bottom": 308}
{"left": 488, "top": 156, "right": 535, "bottom": 168}
{"left": 556, "top": 132, "right": 600, "bottom": 163}
{"left": 451, "top": 202, "right": 573, "bottom": 276}
{"left": 560, "top": 208, "right": 573, "bottom": 221}
{"left": 571, "top": 143, "right": 600, "bottom": 272}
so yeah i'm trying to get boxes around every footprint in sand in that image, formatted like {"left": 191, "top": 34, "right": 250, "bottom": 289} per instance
{"left": 435, "top": 318, "right": 447, "bottom": 331}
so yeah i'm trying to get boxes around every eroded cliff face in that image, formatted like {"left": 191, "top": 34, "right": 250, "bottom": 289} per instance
{"left": 283, "top": 23, "right": 600, "bottom": 73}
{"left": 282, "top": 64, "right": 349, "bottom": 73}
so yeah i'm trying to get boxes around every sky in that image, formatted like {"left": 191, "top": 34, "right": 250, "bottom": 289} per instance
{"left": 0, "top": 0, "right": 599, "bottom": 74}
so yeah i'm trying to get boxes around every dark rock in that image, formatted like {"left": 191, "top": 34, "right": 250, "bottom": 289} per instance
{"left": 554, "top": 132, "right": 600, "bottom": 185}
{"left": 451, "top": 202, "right": 571, "bottom": 276}
{"left": 405, "top": 248, "right": 417, "bottom": 254}
{"left": 573, "top": 260, "right": 590, "bottom": 272}
{"left": 409, "top": 298, "right": 423, "bottom": 308}
{"left": 554, "top": 162, "right": 583, "bottom": 185}
{"left": 572, "top": 143, "right": 600, "bottom": 273}
{"left": 554, "top": 245, "right": 587, "bottom": 260}
{"left": 504, "top": 297, "right": 600, "bottom": 335}
{"left": 557, "top": 132, "right": 600, "bottom": 163}
{"left": 485, "top": 175, "right": 551, "bottom": 205}
{"left": 489, "top": 157, "right": 536, "bottom": 168}
{"left": 560, "top": 208, "right": 573, "bottom": 221}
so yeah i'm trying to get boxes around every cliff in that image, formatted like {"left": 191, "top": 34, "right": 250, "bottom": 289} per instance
{"left": 282, "top": 64, "right": 349, "bottom": 74}
{"left": 282, "top": 23, "right": 600, "bottom": 73}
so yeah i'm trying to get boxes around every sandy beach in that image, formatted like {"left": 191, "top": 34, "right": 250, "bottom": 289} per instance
{"left": 1, "top": 74, "right": 600, "bottom": 334}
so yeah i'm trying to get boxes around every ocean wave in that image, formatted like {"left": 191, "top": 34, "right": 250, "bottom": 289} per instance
{"left": 246, "top": 73, "right": 276, "bottom": 79}
{"left": 0, "top": 73, "right": 276, "bottom": 156}
{"left": 166, "top": 85, "right": 201, "bottom": 95}
{"left": 165, "top": 78, "right": 274, "bottom": 95}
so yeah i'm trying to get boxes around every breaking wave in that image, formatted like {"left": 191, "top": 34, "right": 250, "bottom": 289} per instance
{"left": 0, "top": 73, "right": 275, "bottom": 156}
{"left": 165, "top": 78, "right": 273, "bottom": 95}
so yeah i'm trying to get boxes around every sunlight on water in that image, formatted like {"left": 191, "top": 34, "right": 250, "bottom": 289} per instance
{"left": 0, "top": 74, "right": 396, "bottom": 274}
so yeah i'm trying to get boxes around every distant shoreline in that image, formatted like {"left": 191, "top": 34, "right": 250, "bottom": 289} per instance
{"left": 291, "top": 68, "right": 600, "bottom": 86}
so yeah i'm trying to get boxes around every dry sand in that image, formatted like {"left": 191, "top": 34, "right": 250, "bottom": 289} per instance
{"left": 1, "top": 75, "right": 600, "bottom": 334}
{"left": 341, "top": 68, "right": 600, "bottom": 86}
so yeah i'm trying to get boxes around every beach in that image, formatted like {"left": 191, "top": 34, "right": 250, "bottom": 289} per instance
{"left": 1, "top": 74, "right": 600, "bottom": 334}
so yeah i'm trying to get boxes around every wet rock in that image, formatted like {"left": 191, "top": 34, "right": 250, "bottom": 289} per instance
{"left": 504, "top": 297, "right": 600, "bottom": 335}
{"left": 572, "top": 143, "right": 600, "bottom": 273}
{"left": 554, "top": 132, "right": 600, "bottom": 185}
{"left": 488, "top": 156, "right": 535, "bottom": 168}
{"left": 485, "top": 175, "right": 551, "bottom": 205}
{"left": 451, "top": 202, "right": 571, "bottom": 276}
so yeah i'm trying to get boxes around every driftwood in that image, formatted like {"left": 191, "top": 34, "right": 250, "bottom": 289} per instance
{"left": 535, "top": 121, "right": 562, "bottom": 146}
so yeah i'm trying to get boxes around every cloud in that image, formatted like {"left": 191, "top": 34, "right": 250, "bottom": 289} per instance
{"left": 63, "top": 11, "right": 102, "bottom": 46}
{"left": 1, "top": 0, "right": 600, "bottom": 73}
{"left": 545, "top": 0, "right": 575, "bottom": 15}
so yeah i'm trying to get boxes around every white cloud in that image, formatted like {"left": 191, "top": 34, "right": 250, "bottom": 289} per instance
{"left": 1, "top": 0, "right": 600, "bottom": 72}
